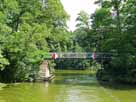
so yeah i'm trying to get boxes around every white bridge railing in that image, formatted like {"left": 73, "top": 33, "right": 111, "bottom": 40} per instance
{"left": 45, "top": 52, "right": 112, "bottom": 59}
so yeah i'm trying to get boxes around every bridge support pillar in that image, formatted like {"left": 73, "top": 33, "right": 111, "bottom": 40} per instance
{"left": 38, "top": 60, "right": 54, "bottom": 81}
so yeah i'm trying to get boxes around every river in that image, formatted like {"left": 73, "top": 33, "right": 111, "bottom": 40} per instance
{"left": 0, "top": 70, "right": 136, "bottom": 102}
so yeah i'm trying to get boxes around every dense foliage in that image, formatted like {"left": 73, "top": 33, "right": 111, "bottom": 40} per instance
{"left": 74, "top": 0, "right": 136, "bottom": 84}
{"left": 0, "top": 0, "right": 70, "bottom": 82}
{"left": 1, "top": 0, "right": 136, "bottom": 84}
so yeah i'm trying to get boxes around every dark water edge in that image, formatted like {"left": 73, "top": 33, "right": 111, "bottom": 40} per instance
{"left": 98, "top": 80, "right": 136, "bottom": 90}
{"left": 1, "top": 70, "right": 136, "bottom": 102}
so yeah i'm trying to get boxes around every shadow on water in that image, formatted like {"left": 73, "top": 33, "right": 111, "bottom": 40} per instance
{"left": 3, "top": 70, "right": 136, "bottom": 91}
{"left": 54, "top": 71, "right": 136, "bottom": 90}
{"left": 54, "top": 72, "right": 95, "bottom": 75}
{"left": 53, "top": 79, "right": 100, "bottom": 87}
{"left": 98, "top": 81, "right": 136, "bottom": 90}
{"left": 51, "top": 73, "right": 101, "bottom": 87}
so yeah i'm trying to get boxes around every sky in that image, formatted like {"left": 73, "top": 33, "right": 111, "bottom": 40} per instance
{"left": 60, "top": 0, "right": 99, "bottom": 31}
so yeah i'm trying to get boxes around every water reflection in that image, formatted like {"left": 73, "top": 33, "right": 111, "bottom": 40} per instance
{"left": 45, "top": 82, "right": 49, "bottom": 87}
{"left": 0, "top": 70, "right": 136, "bottom": 102}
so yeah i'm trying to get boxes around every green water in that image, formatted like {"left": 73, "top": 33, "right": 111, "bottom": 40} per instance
{"left": 0, "top": 70, "right": 136, "bottom": 102}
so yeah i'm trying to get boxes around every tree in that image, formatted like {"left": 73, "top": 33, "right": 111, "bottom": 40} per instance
{"left": 0, "top": 0, "right": 70, "bottom": 82}
{"left": 73, "top": 0, "right": 136, "bottom": 83}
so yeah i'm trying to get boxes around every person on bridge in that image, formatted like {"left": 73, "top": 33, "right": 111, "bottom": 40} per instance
{"left": 92, "top": 52, "right": 96, "bottom": 60}
{"left": 52, "top": 52, "right": 58, "bottom": 60}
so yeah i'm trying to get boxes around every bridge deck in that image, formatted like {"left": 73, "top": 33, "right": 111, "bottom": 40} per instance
{"left": 44, "top": 52, "right": 112, "bottom": 59}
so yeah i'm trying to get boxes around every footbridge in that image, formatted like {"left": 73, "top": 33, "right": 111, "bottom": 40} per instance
{"left": 39, "top": 52, "right": 112, "bottom": 81}
{"left": 45, "top": 52, "right": 112, "bottom": 60}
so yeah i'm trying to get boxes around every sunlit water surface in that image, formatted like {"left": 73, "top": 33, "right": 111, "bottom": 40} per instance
{"left": 0, "top": 70, "right": 136, "bottom": 102}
